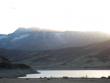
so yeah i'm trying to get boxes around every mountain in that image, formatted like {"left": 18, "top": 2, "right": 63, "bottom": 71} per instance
{"left": 0, "top": 28, "right": 110, "bottom": 51}
{"left": 1, "top": 28, "right": 110, "bottom": 69}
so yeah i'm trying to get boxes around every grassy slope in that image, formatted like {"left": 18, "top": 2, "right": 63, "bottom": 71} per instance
{"left": 1, "top": 40, "right": 110, "bottom": 70}
{"left": 16, "top": 40, "right": 110, "bottom": 69}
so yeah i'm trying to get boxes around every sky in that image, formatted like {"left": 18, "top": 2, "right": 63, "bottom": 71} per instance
{"left": 0, "top": 0, "right": 110, "bottom": 34}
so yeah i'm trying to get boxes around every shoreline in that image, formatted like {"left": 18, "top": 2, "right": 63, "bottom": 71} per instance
{"left": 0, "top": 78, "right": 110, "bottom": 83}
{"left": 0, "top": 69, "right": 37, "bottom": 78}
{"left": 32, "top": 66, "right": 110, "bottom": 70}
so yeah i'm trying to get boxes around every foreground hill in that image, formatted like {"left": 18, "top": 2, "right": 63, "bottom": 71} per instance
{"left": 1, "top": 40, "right": 110, "bottom": 70}
{"left": 13, "top": 39, "right": 110, "bottom": 70}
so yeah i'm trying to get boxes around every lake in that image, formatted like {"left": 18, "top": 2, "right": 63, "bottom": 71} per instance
{"left": 21, "top": 70, "right": 110, "bottom": 78}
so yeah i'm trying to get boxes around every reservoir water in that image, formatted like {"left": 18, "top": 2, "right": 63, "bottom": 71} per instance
{"left": 22, "top": 70, "right": 110, "bottom": 78}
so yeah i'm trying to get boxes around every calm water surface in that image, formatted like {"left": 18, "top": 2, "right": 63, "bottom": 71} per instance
{"left": 22, "top": 70, "right": 110, "bottom": 78}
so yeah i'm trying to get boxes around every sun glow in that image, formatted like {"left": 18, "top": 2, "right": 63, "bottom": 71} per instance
{"left": 0, "top": 0, "right": 110, "bottom": 34}
{"left": 34, "top": 26, "right": 110, "bottom": 34}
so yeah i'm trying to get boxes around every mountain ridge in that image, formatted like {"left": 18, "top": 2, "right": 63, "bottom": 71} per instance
{"left": 0, "top": 28, "right": 110, "bottom": 51}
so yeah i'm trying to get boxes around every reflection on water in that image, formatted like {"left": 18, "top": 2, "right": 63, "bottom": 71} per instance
{"left": 22, "top": 70, "right": 110, "bottom": 78}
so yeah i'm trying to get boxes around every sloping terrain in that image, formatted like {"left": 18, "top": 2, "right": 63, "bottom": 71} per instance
{"left": 15, "top": 40, "right": 110, "bottom": 69}
{"left": 1, "top": 40, "right": 110, "bottom": 70}
{"left": 0, "top": 40, "right": 110, "bottom": 69}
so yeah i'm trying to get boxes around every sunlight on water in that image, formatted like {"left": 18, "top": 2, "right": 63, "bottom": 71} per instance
{"left": 22, "top": 70, "right": 110, "bottom": 78}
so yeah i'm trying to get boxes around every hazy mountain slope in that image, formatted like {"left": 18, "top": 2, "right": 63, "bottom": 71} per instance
{"left": 0, "top": 28, "right": 110, "bottom": 50}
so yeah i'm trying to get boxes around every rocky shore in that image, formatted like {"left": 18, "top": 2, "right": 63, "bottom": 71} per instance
{"left": 0, "top": 56, "right": 37, "bottom": 78}
{"left": 0, "top": 69, "right": 36, "bottom": 78}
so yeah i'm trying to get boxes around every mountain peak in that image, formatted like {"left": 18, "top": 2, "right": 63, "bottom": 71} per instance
{"left": 13, "top": 28, "right": 34, "bottom": 35}
{"left": 14, "top": 27, "right": 61, "bottom": 34}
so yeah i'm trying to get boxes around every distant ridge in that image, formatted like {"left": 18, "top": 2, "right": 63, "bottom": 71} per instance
{"left": 0, "top": 27, "right": 109, "bottom": 51}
